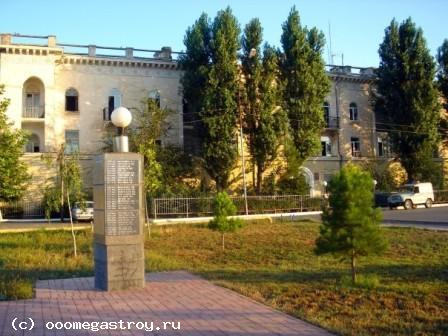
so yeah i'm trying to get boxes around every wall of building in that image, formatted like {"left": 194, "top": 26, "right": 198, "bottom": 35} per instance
{"left": 0, "top": 34, "right": 184, "bottom": 199}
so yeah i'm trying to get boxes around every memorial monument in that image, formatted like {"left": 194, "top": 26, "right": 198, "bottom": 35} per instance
{"left": 93, "top": 107, "right": 145, "bottom": 291}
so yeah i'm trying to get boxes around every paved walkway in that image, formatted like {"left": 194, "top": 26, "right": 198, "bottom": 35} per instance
{"left": 0, "top": 271, "right": 332, "bottom": 336}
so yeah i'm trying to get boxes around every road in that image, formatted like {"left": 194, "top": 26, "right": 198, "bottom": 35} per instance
{"left": 1, "top": 206, "right": 447, "bottom": 232}
{"left": 381, "top": 205, "right": 448, "bottom": 230}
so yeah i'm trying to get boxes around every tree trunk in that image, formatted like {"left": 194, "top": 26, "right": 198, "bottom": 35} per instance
{"left": 145, "top": 192, "right": 151, "bottom": 240}
{"left": 222, "top": 233, "right": 225, "bottom": 251}
{"left": 60, "top": 176, "right": 64, "bottom": 223}
{"left": 351, "top": 249, "right": 357, "bottom": 283}
{"left": 252, "top": 163, "right": 256, "bottom": 192}
{"left": 66, "top": 190, "right": 77, "bottom": 257}
{"left": 256, "top": 165, "right": 263, "bottom": 194}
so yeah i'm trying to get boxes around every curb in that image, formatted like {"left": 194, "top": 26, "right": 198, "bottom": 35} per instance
{"left": 148, "top": 211, "right": 322, "bottom": 225}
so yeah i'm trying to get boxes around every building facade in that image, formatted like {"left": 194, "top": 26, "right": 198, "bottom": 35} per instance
{"left": 0, "top": 34, "right": 183, "bottom": 199}
{"left": 303, "top": 66, "right": 380, "bottom": 196}
{"left": 1, "top": 33, "right": 413, "bottom": 199}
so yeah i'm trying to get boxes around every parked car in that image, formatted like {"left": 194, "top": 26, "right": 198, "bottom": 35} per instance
{"left": 387, "top": 182, "right": 434, "bottom": 210}
{"left": 71, "top": 201, "right": 94, "bottom": 221}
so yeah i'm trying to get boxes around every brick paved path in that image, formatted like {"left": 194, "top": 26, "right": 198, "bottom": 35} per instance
{"left": 0, "top": 271, "right": 332, "bottom": 335}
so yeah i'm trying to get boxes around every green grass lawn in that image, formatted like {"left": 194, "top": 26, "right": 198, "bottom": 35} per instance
{"left": 1, "top": 221, "right": 447, "bottom": 335}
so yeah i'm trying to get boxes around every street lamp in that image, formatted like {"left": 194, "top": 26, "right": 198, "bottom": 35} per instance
{"left": 111, "top": 106, "right": 132, "bottom": 152}
{"left": 238, "top": 48, "right": 257, "bottom": 216}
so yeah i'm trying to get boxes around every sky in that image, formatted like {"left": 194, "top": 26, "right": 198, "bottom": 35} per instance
{"left": 1, "top": 0, "right": 447, "bottom": 68}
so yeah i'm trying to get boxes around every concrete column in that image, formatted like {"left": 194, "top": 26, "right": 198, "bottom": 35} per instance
{"left": 1, "top": 34, "right": 12, "bottom": 45}
{"left": 47, "top": 35, "right": 57, "bottom": 48}
{"left": 88, "top": 45, "right": 96, "bottom": 57}
{"left": 125, "top": 48, "right": 133, "bottom": 59}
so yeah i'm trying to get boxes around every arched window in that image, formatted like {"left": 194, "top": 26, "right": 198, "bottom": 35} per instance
{"left": 65, "top": 88, "right": 79, "bottom": 112}
{"left": 349, "top": 102, "right": 358, "bottom": 121}
{"left": 148, "top": 90, "right": 161, "bottom": 108}
{"left": 25, "top": 134, "right": 40, "bottom": 153}
{"left": 323, "top": 102, "right": 330, "bottom": 127}
{"left": 23, "top": 77, "right": 45, "bottom": 118}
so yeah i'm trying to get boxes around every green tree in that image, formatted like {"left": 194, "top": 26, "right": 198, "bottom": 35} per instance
{"left": 179, "top": 13, "right": 211, "bottom": 114}
{"left": 437, "top": 39, "right": 448, "bottom": 145}
{"left": 315, "top": 165, "right": 387, "bottom": 283}
{"left": 201, "top": 7, "right": 241, "bottom": 190}
{"left": 241, "top": 18, "right": 263, "bottom": 189}
{"left": 279, "top": 7, "right": 330, "bottom": 165}
{"left": 241, "top": 20, "right": 288, "bottom": 193}
{"left": 437, "top": 39, "right": 448, "bottom": 109}
{"left": 374, "top": 18, "right": 441, "bottom": 183}
{"left": 128, "top": 99, "right": 170, "bottom": 196}
{"left": 0, "top": 85, "right": 30, "bottom": 203}
{"left": 42, "top": 145, "right": 85, "bottom": 256}
{"left": 208, "top": 192, "right": 243, "bottom": 250}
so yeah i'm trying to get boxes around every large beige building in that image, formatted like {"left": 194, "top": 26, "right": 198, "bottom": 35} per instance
{"left": 1, "top": 33, "right": 404, "bottom": 199}
{"left": 0, "top": 33, "right": 183, "bottom": 198}
{"left": 303, "top": 66, "right": 381, "bottom": 195}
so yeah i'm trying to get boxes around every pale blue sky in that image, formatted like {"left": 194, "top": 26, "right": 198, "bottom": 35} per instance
{"left": 2, "top": 0, "right": 447, "bottom": 67}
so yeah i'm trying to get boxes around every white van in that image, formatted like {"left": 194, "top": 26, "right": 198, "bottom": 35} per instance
{"left": 387, "top": 182, "right": 434, "bottom": 210}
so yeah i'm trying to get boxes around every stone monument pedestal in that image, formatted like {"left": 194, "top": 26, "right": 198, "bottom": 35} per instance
{"left": 93, "top": 152, "right": 145, "bottom": 291}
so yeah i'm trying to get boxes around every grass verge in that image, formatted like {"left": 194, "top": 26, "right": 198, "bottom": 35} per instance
{"left": 0, "top": 221, "right": 447, "bottom": 335}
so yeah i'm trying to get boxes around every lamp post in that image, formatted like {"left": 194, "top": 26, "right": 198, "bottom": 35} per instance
{"left": 111, "top": 106, "right": 132, "bottom": 152}
{"left": 239, "top": 100, "right": 249, "bottom": 216}
{"left": 323, "top": 181, "right": 328, "bottom": 195}
{"left": 238, "top": 48, "right": 256, "bottom": 216}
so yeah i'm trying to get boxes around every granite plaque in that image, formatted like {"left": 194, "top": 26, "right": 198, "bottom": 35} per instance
{"left": 105, "top": 159, "right": 139, "bottom": 235}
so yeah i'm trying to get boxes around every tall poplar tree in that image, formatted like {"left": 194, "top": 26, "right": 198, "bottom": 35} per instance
{"left": 252, "top": 45, "right": 288, "bottom": 193}
{"left": 280, "top": 7, "right": 330, "bottom": 164}
{"left": 374, "top": 18, "right": 441, "bottom": 182}
{"left": 201, "top": 7, "right": 241, "bottom": 190}
{"left": 179, "top": 13, "right": 211, "bottom": 118}
{"left": 437, "top": 39, "right": 448, "bottom": 109}
{"left": 241, "top": 18, "right": 263, "bottom": 188}
{"left": 437, "top": 39, "right": 448, "bottom": 144}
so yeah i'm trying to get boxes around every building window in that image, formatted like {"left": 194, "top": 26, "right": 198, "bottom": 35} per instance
{"left": 65, "top": 88, "right": 79, "bottom": 112}
{"left": 351, "top": 137, "right": 361, "bottom": 157}
{"left": 323, "top": 102, "right": 330, "bottom": 127}
{"left": 377, "top": 136, "right": 390, "bottom": 157}
{"left": 106, "top": 88, "right": 122, "bottom": 120}
{"left": 321, "top": 136, "right": 332, "bottom": 157}
{"left": 25, "top": 133, "right": 40, "bottom": 153}
{"left": 65, "top": 130, "right": 79, "bottom": 154}
{"left": 149, "top": 90, "right": 161, "bottom": 108}
{"left": 378, "top": 137, "right": 384, "bottom": 157}
{"left": 349, "top": 103, "right": 358, "bottom": 121}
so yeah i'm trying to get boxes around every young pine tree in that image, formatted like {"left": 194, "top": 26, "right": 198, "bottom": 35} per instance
{"left": 315, "top": 165, "right": 387, "bottom": 283}
{"left": 208, "top": 192, "right": 243, "bottom": 250}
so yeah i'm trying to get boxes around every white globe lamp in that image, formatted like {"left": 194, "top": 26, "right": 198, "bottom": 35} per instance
{"left": 111, "top": 106, "right": 132, "bottom": 152}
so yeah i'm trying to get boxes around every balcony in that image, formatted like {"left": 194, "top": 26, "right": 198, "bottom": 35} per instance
{"left": 324, "top": 116, "right": 339, "bottom": 130}
{"left": 23, "top": 106, "right": 45, "bottom": 119}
